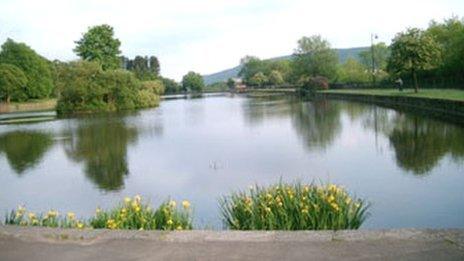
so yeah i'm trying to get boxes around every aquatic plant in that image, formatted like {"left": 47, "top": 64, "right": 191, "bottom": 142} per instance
{"left": 219, "top": 181, "right": 370, "bottom": 230}
{"left": 5, "top": 196, "right": 192, "bottom": 231}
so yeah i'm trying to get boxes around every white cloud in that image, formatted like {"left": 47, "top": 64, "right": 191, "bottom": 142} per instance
{"left": 0, "top": 0, "right": 462, "bottom": 80}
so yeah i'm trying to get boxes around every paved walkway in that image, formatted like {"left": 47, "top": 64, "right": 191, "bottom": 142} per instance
{"left": 1, "top": 226, "right": 463, "bottom": 260}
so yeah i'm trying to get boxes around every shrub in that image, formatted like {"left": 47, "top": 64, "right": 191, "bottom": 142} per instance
{"left": 300, "top": 76, "right": 329, "bottom": 91}
{"left": 141, "top": 80, "right": 165, "bottom": 95}
{"left": 5, "top": 196, "right": 193, "bottom": 231}
{"left": 220, "top": 181, "right": 370, "bottom": 230}
{"left": 136, "top": 89, "right": 160, "bottom": 108}
{"left": 0, "top": 63, "right": 28, "bottom": 102}
{"left": 0, "top": 39, "right": 54, "bottom": 99}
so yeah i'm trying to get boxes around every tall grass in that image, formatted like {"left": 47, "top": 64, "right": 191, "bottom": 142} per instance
{"left": 219, "top": 182, "right": 370, "bottom": 230}
{"left": 5, "top": 195, "right": 192, "bottom": 230}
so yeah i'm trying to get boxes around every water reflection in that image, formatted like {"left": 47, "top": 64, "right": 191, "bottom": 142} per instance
{"left": 0, "top": 131, "right": 53, "bottom": 175}
{"left": 63, "top": 117, "right": 138, "bottom": 191}
{"left": 290, "top": 99, "right": 341, "bottom": 150}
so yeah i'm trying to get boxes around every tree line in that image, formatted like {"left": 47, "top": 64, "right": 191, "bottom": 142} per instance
{"left": 0, "top": 24, "right": 204, "bottom": 110}
{"left": 237, "top": 16, "right": 464, "bottom": 92}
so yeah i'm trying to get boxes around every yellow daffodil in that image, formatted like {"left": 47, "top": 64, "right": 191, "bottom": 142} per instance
{"left": 182, "top": 200, "right": 190, "bottom": 209}
{"left": 176, "top": 225, "right": 183, "bottom": 230}
{"left": 77, "top": 222, "right": 84, "bottom": 229}
{"left": 124, "top": 197, "right": 131, "bottom": 204}
{"left": 169, "top": 200, "right": 177, "bottom": 209}
{"left": 167, "top": 219, "right": 173, "bottom": 226}
{"left": 67, "top": 212, "right": 76, "bottom": 220}
{"left": 28, "top": 212, "right": 36, "bottom": 220}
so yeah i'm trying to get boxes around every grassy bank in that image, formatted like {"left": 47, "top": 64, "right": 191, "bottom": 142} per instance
{"left": 0, "top": 99, "right": 57, "bottom": 113}
{"left": 320, "top": 89, "right": 464, "bottom": 102}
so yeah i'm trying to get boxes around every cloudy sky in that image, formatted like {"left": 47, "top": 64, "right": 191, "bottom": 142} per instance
{"left": 0, "top": 0, "right": 462, "bottom": 80}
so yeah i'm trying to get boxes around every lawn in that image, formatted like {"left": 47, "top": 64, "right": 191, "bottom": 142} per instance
{"left": 321, "top": 89, "right": 464, "bottom": 102}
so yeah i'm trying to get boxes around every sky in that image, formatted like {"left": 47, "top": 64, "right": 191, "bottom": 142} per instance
{"left": 0, "top": 0, "right": 463, "bottom": 80}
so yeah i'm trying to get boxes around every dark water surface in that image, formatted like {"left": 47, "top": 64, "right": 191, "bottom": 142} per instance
{"left": 1, "top": 95, "right": 463, "bottom": 229}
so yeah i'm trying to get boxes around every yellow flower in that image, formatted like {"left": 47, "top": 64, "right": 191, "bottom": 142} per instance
{"left": 135, "top": 206, "right": 141, "bottom": 212}
{"left": 46, "top": 210, "right": 58, "bottom": 219}
{"left": 169, "top": 200, "right": 177, "bottom": 209}
{"left": 327, "top": 195, "right": 335, "bottom": 203}
{"left": 106, "top": 219, "right": 117, "bottom": 229}
{"left": 96, "top": 207, "right": 102, "bottom": 214}
{"left": 176, "top": 225, "right": 183, "bottom": 230}
{"left": 167, "top": 219, "right": 173, "bottom": 226}
{"left": 182, "top": 200, "right": 191, "bottom": 209}
{"left": 134, "top": 195, "right": 142, "bottom": 203}
{"left": 345, "top": 197, "right": 352, "bottom": 205}
{"left": 67, "top": 212, "right": 76, "bottom": 220}
{"left": 265, "top": 207, "right": 271, "bottom": 213}
{"left": 355, "top": 203, "right": 361, "bottom": 209}
{"left": 121, "top": 208, "right": 127, "bottom": 214}
{"left": 277, "top": 202, "right": 283, "bottom": 207}
{"left": 124, "top": 197, "right": 131, "bottom": 204}
{"left": 31, "top": 219, "right": 39, "bottom": 225}
{"left": 131, "top": 201, "right": 139, "bottom": 209}
{"left": 28, "top": 212, "right": 36, "bottom": 220}
{"left": 331, "top": 203, "right": 340, "bottom": 211}
{"left": 304, "top": 186, "right": 310, "bottom": 193}
{"left": 266, "top": 193, "right": 272, "bottom": 199}
{"left": 17, "top": 205, "right": 26, "bottom": 214}
{"left": 77, "top": 222, "right": 84, "bottom": 229}
{"left": 301, "top": 208, "right": 309, "bottom": 214}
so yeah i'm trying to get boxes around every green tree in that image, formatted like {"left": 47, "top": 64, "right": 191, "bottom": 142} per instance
{"left": 182, "top": 71, "right": 204, "bottom": 92}
{"left": 227, "top": 78, "right": 235, "bottom": 89}
{"left": 358, "top": 42, "right": 390, "bottom": 71}
{"left": 249, "top": 72, "right": 268, "bottom": 87}
{"left": 292, "top": 35, "right": 338, "bottom": 81}
{"left": 337, "top": 58, "right": 370, "bottom": 83}
{"left": 0, "top": 39, "right": 54, "bottom": 99}
{"left": 387, "top": 28, "right": 441, "bottom": 93}
{"left": 268, "top": 70, "right": 284, "bottom": 86}
{"left": 161, "top": 77, "right": 181, "bottom": 94}
{"left": 74, "top": 24, "right": 122, "bottom": 70}
{"left": 0, "top": 63, "right": 28, "bottom": 102}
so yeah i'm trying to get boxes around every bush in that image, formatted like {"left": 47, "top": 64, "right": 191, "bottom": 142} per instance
{"left": 6, "top": 196, "right": 193, "bottom": 231}
{"left": 141, "top": 80, "right": 165, "bottom": 95}
{"left": 56, "top": 61, "right": 160, "bottom": 114}
{"left": 0, "top": 39, "right": 54, "bottom": 99}
{"left": 300, "top": 76, "right": 329, "bottom": 91}
{"left": 220, "top": 181, "right": 370, "bottom": 230}
{"left": 0, "top": 63, "right": 28, "bottom": 102}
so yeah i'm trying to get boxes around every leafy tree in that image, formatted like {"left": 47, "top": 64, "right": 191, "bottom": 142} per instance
{"left": 74, "top": 24, "right": 122, "bottom": 70}
{"left": 141, "top": 80, "right": 165, "bottom": 95}
{"left": 387, "top": 28, "right": 441, "bottom": 93}
{"left": 182, "top": 71, "right": 204, "bottom": 92}
{"left": 292, "top": 35, "right": 338, "bottom": 81}
{"left": 268, "top": 70, "right": 284, "bottom": 86}
{"left": 149, "top": 56, "right": 160, "bottom": 76}
{"left": 249, "top": 72, "right": 268, "bottom": 87}
{"left": 238, "top": 56, "right": 264, "bottom": 84}
{"left": 426, "top": 17, "right": 464, "bottom": 81}
{"left": 227, "top": 78, "right": 235, "bottom": 89}
{"left": 337, "top": 58, "right": 370, "bottom": 83}
{"left": 0, "top": 63, "right": 28, "bottom": 102}
{"left": 358, "top": 42, "right": 390, "bottom": 71}
{"left": 161, "top": 77, "right": 181, "bottom": 94}
{"left": 0, "top": 39, "right": 54, "bottom": 99}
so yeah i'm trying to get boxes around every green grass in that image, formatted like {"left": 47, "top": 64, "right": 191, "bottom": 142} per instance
{"left": 320, "top": 89, "right": 464, "bottom": 102}
{"left": 220, "top": 182, "right": 370, "bottom": 230}
{"left": 0, "top": 98, "right": 57, "bottom": 113}
{"left": 5, "top": 196, "right": 193, "bottom": 231}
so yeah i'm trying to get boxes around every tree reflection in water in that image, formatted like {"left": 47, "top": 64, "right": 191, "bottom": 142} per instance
{"left": 64, "top": 117, "right": 138, "bottom": 191}
{"left": 0, "top": 131, "right": 53, "bottom": 175}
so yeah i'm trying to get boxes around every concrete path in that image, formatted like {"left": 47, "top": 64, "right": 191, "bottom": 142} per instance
{"left": 1, "top": 226, "right": 463, "bottom": 260}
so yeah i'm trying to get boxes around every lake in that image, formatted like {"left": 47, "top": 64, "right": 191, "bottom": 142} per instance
{"left": 1, "top": 94, "right": 463, "bottom": 229}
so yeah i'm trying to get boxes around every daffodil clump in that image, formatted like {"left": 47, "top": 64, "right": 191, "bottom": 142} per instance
{"left": 5, "top": 206, "right": 86, "bottom": 229}
{"left": 89, "top": 196, "right": 192, "bottom": 230}
{"left": 220, "top": 182, "right": 370, "bottom": 230}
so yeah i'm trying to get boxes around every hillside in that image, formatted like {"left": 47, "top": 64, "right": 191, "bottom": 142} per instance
{"left": 203, "top": 47, "right": 369, "bottom": 85}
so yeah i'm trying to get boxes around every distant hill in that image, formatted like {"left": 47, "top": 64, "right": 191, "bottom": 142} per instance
{"left": 203, "top": 47, "right": 369, "bottom": 85}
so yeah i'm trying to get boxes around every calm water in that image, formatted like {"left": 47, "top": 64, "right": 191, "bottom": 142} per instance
{"left": 1, "top": 95, "right": 463, "bottom": 229}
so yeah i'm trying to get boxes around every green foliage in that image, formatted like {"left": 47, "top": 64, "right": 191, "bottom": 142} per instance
{"left": 74, "top": 25, "right": 122, "bottom": 70}
{"left": 227, "top": 78, "right": 235, "bottom": 89}
{"left": 56, "top": 61, "right": 159, "bottom": 114}
{"left": 6, "top": 196, "right": 193, "bottom": 231}
{"left": 0, "top": 39, "right": 54, "bottom": 99}
{"left": 249, "top": 72, "right": 268, "bottom": 87}
{"left": 292, "top": 35, "right": 339, "bottom": 81}
{"left": 426, "top": 17, "right": 464, "bottom": 79}
{"left": 268, "top": 70, "right": 284, "bottom": 85}
{"left": 204, "top": 82, "right": 228, "bottom": 92}
{"left": 387, "top": 28, "right": 441, "bottom": 91}
{"left": 161, "top": 77, "right": 181, "bottom": 94}
{"left": 337, "top": 58, "right": 370, "bottom": 83}
{"left": 0, "top": 63, "right": 28, "bottom": 102}
{"left": 220, "top": 181, "right": 370, "bottom": 230}
{"left": 123, "top": 55, "right": 160, "bottom": 80}
{"left": 141, "top": 80, "right": 165, "bottom": 95}
{"left": 299, "top": 76, "right": 330, "bottom": 92}
{"left": 182, "top": 71, "right": 204, "bottom": 92}
{"left": 358, "top": 42, "right": 390, "bottom": 70}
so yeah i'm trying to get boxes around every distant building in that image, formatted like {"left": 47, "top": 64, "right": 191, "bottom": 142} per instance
{"left": 232, "top": 78, "right": 247, "bottom": 93}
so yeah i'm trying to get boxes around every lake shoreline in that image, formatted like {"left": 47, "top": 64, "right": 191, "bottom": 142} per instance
{"left": 1, "top": 225, "right": 463, "bottom": 260}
